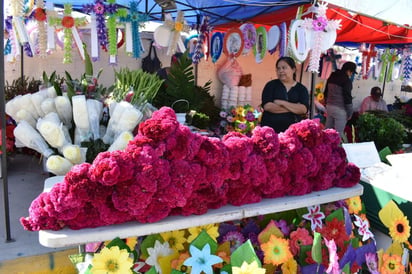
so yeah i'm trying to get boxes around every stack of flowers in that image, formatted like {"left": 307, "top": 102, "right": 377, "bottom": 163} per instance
{"left": 5, "top": 87, "right": 144, "bottom": 176}
{"left": 72, "top": 196, "right": 386, "bottom": 273}
{"left": 21, "top": 107, "right": 360, "bottom": 231}
{"left": 219, "top": 104, "right": 261, "bottom": 135}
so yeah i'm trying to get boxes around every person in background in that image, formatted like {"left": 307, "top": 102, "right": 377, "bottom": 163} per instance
{"left": 324, "top": 61, "right": 357, "bottom": 137}
{"left": 260, "top": 56, "right": 309, "bottom": 133}
{"left": 359, "top": 86, "right": 388, "bottom": 114}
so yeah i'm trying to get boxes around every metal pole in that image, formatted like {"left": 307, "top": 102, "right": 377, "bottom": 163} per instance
{"left": 0, "top": 0, "right": 13, "bottom": 242}
{"left": 309, "top": 72, "right": 316, "bottom": 119}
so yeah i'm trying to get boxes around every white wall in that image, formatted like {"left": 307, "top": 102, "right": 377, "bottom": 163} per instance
{"left": 5, "top": 33, "right": 410, "bottom": 113}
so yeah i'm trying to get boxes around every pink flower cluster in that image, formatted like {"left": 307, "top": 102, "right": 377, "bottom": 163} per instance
{"left": 20, "top": 107, "right": 360, "bottom": 231}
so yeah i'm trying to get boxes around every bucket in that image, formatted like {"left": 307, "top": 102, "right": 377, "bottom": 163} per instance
{"left": 171, "top": 99, "right": 190, "bottom": 125}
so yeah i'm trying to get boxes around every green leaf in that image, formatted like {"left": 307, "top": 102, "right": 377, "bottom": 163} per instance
{"left": 325, "top": 208, "right": 343, "bottom": 222}
{"left": 140, "top": 234, "right": 163, "bottom": 259}
{"left": 341, "top": 262, "right": 351, "bottom": 273}
{"left": 105, "top": 237, "right": 130, "bottom": 251}
{"left": 230, "top": 240, "right": 261, "bottom": 268}
{"left": 190, "top": 230, "right": 218, "bottom": 254}
{"left": 145, "top": 266, "right": 158, "bottom": 274}
{"left": 311, "top": 231, "right": 322, "bottom": 264}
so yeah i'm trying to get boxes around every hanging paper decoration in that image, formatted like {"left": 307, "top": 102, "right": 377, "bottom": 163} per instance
{"left": 302, "top": 2, "right": 341, "bottom": 73}
{"left": 48, "top": 4, "right": 87, "bottom": 64}
{"left": 4, "top": 16, "right": 19, "bottom": 62}
{"left": 210, "top": 32, "right": 223, "bottom": 63}
{"left": 31, "top": 0, "right": 47, "bottom": 58}
{"left": 253, "top": 26, "right": 267, "bottom": 63}
{"left": 320, "top": 48, "right": 342, "bottom": 79}
{"left": 239, "top": 23, "right": 256, "bottom": 55}
{"left": 223, "top": 28, "right": 244, "bottom": 58}
{"left": 10, "top": 0, "right": 34, "bottom": 57}
{"left": 360, "top": 43, "right": 377, "bottom": 80}
{"left": 83, "top": 0, "right": 118, "bottom": 62}
{"left": 45, "top": 1, "right": 57, "bottom": 51}
{"left": 401, "top": 48, "right": 412, "bottom": 85}
{"left": 267, "top": 25, "right": 280, "bottom": 55}
{"left": 378, "top": 49, "right": 399, "bottom": 82}
{"left": 192, "top": 15, "right": 211, "bottom": 64}
{"left": 119, "top": 1, "right": 147, "bottom": 59}
{"left": 279, "top": 22, "right": 288, "bottom": 57}
{"left": 155, "top": 11, "right": 190, "bottom": 56}
{"left": 288, "top": 19, "right": 311, "bottom": 63}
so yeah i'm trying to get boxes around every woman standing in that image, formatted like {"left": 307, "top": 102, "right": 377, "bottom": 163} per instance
{"left": 260, "top": 56, "right": 309, "bottom": 133}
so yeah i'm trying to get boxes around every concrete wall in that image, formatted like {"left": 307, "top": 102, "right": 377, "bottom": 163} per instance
{"left": 5, "top": 32, "right": 411, "bottom": 113}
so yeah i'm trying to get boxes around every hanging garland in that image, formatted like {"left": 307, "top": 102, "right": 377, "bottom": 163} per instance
{"left": 119, "top": 1, "right": 147, "bottom": 59}
{"left": 302, "top": 2, "right": 341, "bottom": 73}
{"left": 288, "top": 19, "right": 310, "bottom": 63}
{"left": 159, "top": 11, "right": 191, "bottom": 56}
{"left": 223, "top": 27, "right": 244, "bottom": 58}
{"left": 4, "top": 16, "right": 19, "bottom": 62}
{"left": 253, "top": 26, "right": 267, "bottom": 64}
{"left": 10, "top": 0, "right": 34, "bottom": 57}
{"left": 239, "top": 23, "right": 256, "bottom": 55}
{"left": 48, "top": 4, "right": 87, "bottom": 64}
{"left": 32, "top": 0, "right": 47, "bottom": 58}
{"left": 211, "top": 32, "right": 223, "bottom": 63}
{"left": 360, "top": 43, "right": 377, "bottom": 80}
{"left": 401, "top": 48, "right": 412, "bottom": 85}
{"left": 192, "top": 15, "right": 211, "bottom": 64}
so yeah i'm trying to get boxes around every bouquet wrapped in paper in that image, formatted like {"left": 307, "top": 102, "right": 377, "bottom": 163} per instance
{"left": 61, "top": 144, "right": 86, "bottom": 164}
{"left": 13, "top": 120, "right": 54, "bottom": 157}
{"left": 46, "top": 155, "right": 74, "bottom": 176}
{"left": 36, "top": 112, "right": 71, "bottom": 149}
{"left": 108, "top": 131, "right": 133, "bottom": 152}
{"left": 41, "top": 98, "right": 58, "bottom": 116}
{"left": 86, "top": 99, "right": 103, "bottom": 140}
{"left": 54, "top": 95, "right": 73, "bottom": 128}
{"left": 72, "top": 95, "right": 90, "bottom": 143}
{"left": 30, "top": 90, "right": 48, "bottom": 117}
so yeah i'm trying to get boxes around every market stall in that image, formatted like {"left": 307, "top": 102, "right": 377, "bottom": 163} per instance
{"left": 1, "top": 0, "right": 412, "bottom": 272}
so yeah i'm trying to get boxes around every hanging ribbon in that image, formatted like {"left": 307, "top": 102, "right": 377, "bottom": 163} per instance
{"left": 32, "top": 0, "right": 47, "bottom": 58}
{"left": 378, "top": 49, "right": 390, "bottom": 82}
{"left": 303, "top": 2, "right": 341, "bottom": 73}
{"left": 387, "top": 49, "right": 400, "bottom": 82}
{"left": 163, "top": 11, "right": 191, "bottom": 56}
{"left": 10, "top": 0, "right": 34, "bottom": 57}
{"left": 360, "top": 43, "right": 377, "bottom": 80}
{"left": 119, "top": 1, "right": 147, "bottom": 59}
{"left": 45, "top": 2, "right": 56, "bottom": 51}
{"left": 4, "top": 16, "right": 18, "bottom": 62}
{"left": 48, "top": 4, "right": 87, "bottom": 64}
{"left": 192, "top": 15, "right": 211, "bottom": 64}
{"left": 401, "top": 48, "right": 412, "bottom": 85}
{"left": 279, "top": 22, "right": 287, "bottom": 57}
{"left": 83, "top": 0, "right": 118, "bottom": 62}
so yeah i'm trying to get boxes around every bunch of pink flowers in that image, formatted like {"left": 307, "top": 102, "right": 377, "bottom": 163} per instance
{"left": 21, "top": 107, "right": 360, "bottom": 231}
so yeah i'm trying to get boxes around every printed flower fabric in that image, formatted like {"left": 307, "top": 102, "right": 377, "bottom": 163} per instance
{"left": 20, "top": 107, "right": 360, "bottom": 231}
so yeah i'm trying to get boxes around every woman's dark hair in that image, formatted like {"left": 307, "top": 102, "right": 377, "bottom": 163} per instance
{"left": 276, "top": 56, "right": 297, "bottom": 80}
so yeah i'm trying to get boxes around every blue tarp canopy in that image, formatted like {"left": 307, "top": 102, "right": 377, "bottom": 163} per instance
{"left": 49, "top": 0, "right": 311, "bottom": 26}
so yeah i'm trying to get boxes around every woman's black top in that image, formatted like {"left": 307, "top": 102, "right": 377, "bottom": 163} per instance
{"left": 261, "top": 79, "right": 309, "bottom": 133}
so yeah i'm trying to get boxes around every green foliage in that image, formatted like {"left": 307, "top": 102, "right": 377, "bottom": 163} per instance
{"left": 4, "top": 76, "right": 42, "bottom": 100}
{"left": 356, "top": 113, "right": 407, "bottom": 151}
{"left": 153, "top": 51, "right": 220, "bottom": 128}
{"left": 80, "top": 138, "right": 110, "bottom": 163}
{"left": 42, "top": 71, "right": 64, "bottom": 96}
{"left": 111, "top": 67, "right": 164, "bottom": 105}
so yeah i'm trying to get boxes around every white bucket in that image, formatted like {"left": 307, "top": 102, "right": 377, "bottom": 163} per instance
{"left": 176, "top": 113, "right": 186, "bottom": 125}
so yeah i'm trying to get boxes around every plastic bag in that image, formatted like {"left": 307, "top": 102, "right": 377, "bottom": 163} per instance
{"left": 217, "top": 58, "right": 243, "bottom": 87}
{"left": 141, "top": 42, "right": 162, "bottom": 74}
